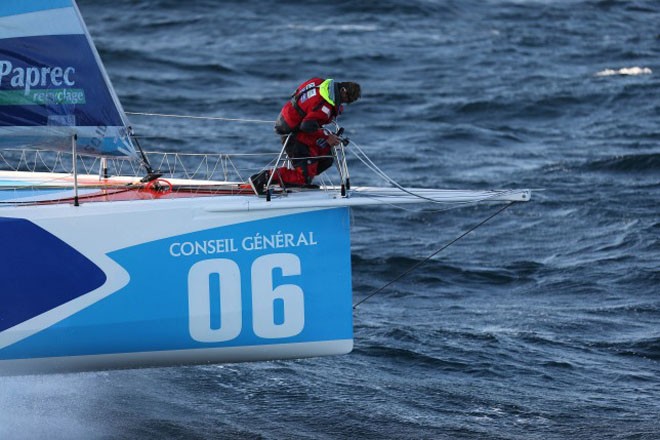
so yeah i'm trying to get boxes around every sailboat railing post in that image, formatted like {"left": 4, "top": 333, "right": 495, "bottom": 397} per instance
{"left": 268, "top": 133, "right": 291, "bottom": 188}
{"left": 341, "top": 144, "right": 350, "bottom": 191}
{"left": 330, "top": 122, "right": 350, "bottom": 196}
{"left": 99, "top": 157, "right": 108, "bottom": 180}
{"left": 266, "top": 133, "right": 292, "bottom": 202}
{"left": 332, "top": 145, "right": 345, "bottom": 196}
{"left": 333, "top": 144, "right": 350, "bottom": 197}
{"left": 72, "top": 134, "right": 79, "bottom": 206}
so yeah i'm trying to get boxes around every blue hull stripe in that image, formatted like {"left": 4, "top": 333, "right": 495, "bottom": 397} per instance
{"left": 0, "top": 217, "right": 107, "bottom": 333}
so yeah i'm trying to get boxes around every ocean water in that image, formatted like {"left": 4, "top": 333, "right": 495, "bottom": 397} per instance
{"left": 1, "top": 0, "right": 659, "bottom": 439}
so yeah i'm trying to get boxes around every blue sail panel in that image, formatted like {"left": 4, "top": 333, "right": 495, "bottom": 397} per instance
{"left": 0, "top": 1, "right": 74, "bottom": 18}
{"left": 0, "top": 1, "right": 136, "bottom": 157}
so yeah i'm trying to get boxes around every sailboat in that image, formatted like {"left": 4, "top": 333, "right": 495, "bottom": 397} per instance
{"left": 0, "top": 1, "right": 530, "bottom": 375}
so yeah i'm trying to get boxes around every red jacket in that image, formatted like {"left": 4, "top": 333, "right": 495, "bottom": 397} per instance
{"left": 275, "top": 77, "right": 340, "bottom": 147}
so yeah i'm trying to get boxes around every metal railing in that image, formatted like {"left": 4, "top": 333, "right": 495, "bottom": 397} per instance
{"left": 0, "top": 147, "right": 350, "bottom": 192}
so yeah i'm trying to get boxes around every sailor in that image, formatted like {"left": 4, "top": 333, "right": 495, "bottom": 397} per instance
{"left": 249, "top": 78, "right": 361, "bottom": 194}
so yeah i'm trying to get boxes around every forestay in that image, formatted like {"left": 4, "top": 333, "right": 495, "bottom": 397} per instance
{"left": 0, "top": 0, "right": 136, "bottom": 157}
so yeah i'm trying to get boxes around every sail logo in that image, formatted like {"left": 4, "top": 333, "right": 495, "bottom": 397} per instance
{"left": 0, "top": 60, "right": 85, "bottom": 105}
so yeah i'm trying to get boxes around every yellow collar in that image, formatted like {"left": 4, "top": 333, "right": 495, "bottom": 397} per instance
{"left": 319, "top": 79, "right": 335, "bottom": 106}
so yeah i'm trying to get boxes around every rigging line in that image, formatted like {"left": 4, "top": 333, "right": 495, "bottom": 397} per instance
{"left": 349, "top": 140, "right": 426, "bottom": 190}
{"left": 352, "top": 201, "right": 517, "bottom": 309}
{"left": 349, "top": 140, "right": 519, "bottom": 204}
{"left": 125, "top": 111, "right": 274, "bottom": 124}
{"left": 349, "top": 142, "right": 497, "bottom": 204}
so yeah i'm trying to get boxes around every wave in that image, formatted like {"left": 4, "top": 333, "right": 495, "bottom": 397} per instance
{"left": 443, "top": 91, "right": 607, "bottom": 122}
{"left": 285, "top": 24, "right": 378, "bottom": 33}
{"left": 355, "top": 344, "right": 473, "bottom": 371}
{"left": 132, "top": 15, "right": 205, "bottom": 30}
{"left": 352, "top": 255, "right": 543, "bottom": 291}
{"left": 101, "top": 47, "right": 239, "bottom": 78}
{"left": 539, "top": 153, "right": 660, "bottom": 178}
{"left": 581, "top": 153, "right": 660, "bottom": 173}
{"left": 595, "top": 67, "right": 653, "bottom": 77}
{"left": 585, "top": 302, "right": 660, "bottom": 318}
{"left": 592, "top": 337, "right": 660, "bottom": 361}
{"left": 325, "top": 0, "right": 470, "bottom": 16}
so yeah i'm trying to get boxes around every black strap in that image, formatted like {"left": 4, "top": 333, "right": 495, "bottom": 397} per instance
{"left": 289, "top": 85, "right": 323, "bottom": 118}
{"left": 290, "top": 96, "right": 306, "bottom": 118}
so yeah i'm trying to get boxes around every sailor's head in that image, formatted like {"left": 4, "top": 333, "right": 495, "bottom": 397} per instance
{"left": 338, "top": 82, "right": 361, "bottom": 104}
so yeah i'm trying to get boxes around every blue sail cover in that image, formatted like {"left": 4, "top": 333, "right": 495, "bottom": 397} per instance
{"left": 0, "top": 0, "right": 136, "bottom": 157}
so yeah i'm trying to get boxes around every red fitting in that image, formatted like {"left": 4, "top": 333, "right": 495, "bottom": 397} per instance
{"left": 144, "top": 178, "right": 173, "bottom": 195}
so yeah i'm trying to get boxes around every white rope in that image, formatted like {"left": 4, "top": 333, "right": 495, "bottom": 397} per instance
{"left": 348, "top": 139, "right": 459, "bottom": 203}
{"left": 125, "top": 111, "right": 274, "bottom": 124}
{"left": 347, "top": 139, "right": 519, "bottom": 205}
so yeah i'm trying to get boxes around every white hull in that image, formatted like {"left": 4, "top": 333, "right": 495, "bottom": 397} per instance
{"left": 0, "top": 183, "right": 529, "bottom": 375}
{"left": 1, "top": 192, "right": 354, "bottom": 375}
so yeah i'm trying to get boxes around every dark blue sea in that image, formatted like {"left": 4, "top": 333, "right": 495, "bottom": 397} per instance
{"left": 2, "top": 0, "right": 659, "bottom": 438}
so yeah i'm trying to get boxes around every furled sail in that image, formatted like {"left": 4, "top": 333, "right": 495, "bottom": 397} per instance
{"left": 0, "top": 0, "right": 136, "bottom": 157}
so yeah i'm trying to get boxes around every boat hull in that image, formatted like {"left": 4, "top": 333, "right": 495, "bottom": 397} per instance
{"left": 0, "top": 197, "right": 353, "bottom": 375}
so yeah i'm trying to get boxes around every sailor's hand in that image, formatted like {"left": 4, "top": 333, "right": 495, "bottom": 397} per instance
{"left": 326, "top": 133, "right": 341, "bottom": 147}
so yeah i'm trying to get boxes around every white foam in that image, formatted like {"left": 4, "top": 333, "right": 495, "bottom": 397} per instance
{"left": 286, "top": 24, "right": 378, "bottom": 32}
{"left": 595, "top": 67, "right": 652, "bottom": 77}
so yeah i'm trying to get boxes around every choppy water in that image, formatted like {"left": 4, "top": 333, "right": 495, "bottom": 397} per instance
{"left": 1, "top": 0, "right": 659, "bottom": 438}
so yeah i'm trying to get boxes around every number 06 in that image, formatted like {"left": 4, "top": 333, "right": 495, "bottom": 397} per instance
{"left": 187, "top": 253, "right": 305, "bottom": 342}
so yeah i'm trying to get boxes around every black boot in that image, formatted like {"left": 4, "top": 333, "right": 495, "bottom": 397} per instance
{"left": 248, "top": 170, "right": 270, "bottom": 195}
